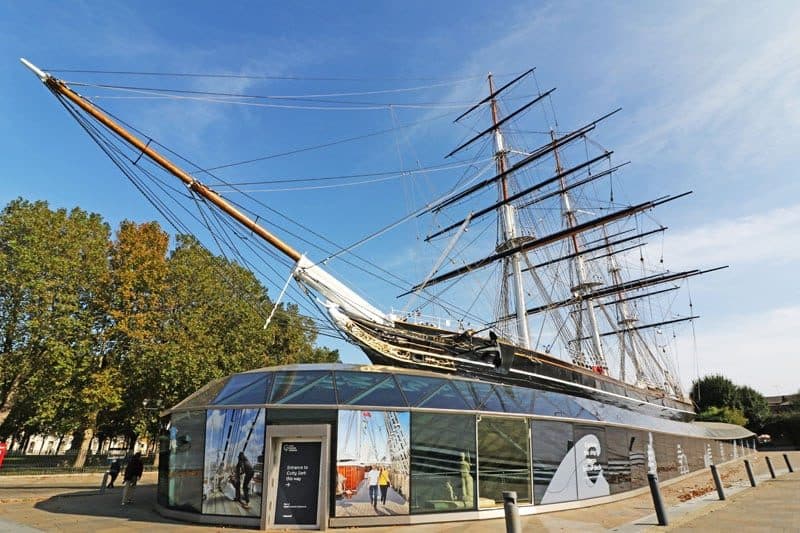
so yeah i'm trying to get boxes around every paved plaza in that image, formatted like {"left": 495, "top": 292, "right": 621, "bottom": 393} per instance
{"left": 0, "top": 452, "right": 797, "bottom": 532}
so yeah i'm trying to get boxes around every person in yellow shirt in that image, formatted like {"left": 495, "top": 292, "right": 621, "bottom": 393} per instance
{"left": 378, "top": 466, "right": 391, "bottom": 505}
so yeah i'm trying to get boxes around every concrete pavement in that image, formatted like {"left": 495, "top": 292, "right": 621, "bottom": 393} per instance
{"left": 0, "top": 452, "right": 797, "bottom": 532}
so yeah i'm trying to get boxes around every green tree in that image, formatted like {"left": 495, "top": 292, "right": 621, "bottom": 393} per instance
{"left": 0, "top": 199, "right": 115, "bottom": 467}
{"left": 690, "top": 374, "right": 738, "bottom": 412}
{"left": 695, "top": 406, "right": 748, "bottom": 426}
{"left": 734, "top": 386, "right": 770, "bottom": 432}
{"left": 1, "top": 200, "right": 338, "bottom": 460}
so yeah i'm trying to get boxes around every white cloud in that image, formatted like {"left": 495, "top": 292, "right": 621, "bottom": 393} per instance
{"left": 676, "top": 305, "right": 800, "bottom": 395}
{"left": 661, "top": 203, "right": 800, "bottom": 270}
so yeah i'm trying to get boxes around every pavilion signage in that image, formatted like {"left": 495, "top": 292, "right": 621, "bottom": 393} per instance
{"left": 274, "top": 441, "right": 321, "bottom": 525}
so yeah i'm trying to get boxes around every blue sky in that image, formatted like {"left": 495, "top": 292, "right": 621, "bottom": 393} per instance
{"left": 2, "top": 1, "right": 798, "bottom": 395}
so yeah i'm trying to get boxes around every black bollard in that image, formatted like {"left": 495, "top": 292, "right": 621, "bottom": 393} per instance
{"left": 647, "top": 473, "right": 669, "bottom": 526}
{"left": 709, "top": 464, "right": 726, "bottom": 500}
{"left": 744, "top": 459, "right": 757, "bottom": 487}
{"left": 502, "top": 491, "right": 521, "bottom": 533}
{"left": 765, "top": 456, "right": 776, "bottom": 479}
{"left": 783, "top": 453, "right": 794, "bottom": 473}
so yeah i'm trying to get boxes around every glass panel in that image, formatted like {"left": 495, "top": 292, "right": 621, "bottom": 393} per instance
{"left": 496, "top": 385, "right": 534, "bottom": 413}
{"left": 606, "top": 427, "right": 631, "bottom": 494}
{"left": 270, "top": 371, "right": 336, "bottom": 404}
{"left": 395, "top": 375, "right": 449, "bottom": 406}
{"left": 409, "top": 412, "right": 476, "bottom": 514}
{"left": 417, "top": 382, "right": 470, "bottom": 410}
{"left": 334, "top": 372, "right": 407, "bottom": 407}
{"left": 532, "top": 391, "right": 599, "bottom": 421}
{"left": 451, "top": 381, "right": 493, "bottom": 410}
{"left": 213, "top": 372, "right": 272, "bottom": 405}
{"left": 203, "top": 408, "right": 266, "bottom": 517}
{"left": 676, "top": 438, "right": 691, "bottom": 476}
{"left": 203, "top": 409, "right": 264, "bottom": 516}
{"left": 173, "top": 377, "right": 228, "bottom": 409}
{"left": 573, "top": 426, "right": 609, "bottom": 500}
{"left": 533, "top": 420, "right": 576, "bottom": 504}
{"left": 477, "top": 417, "right": 531, "bottom": 507}
{"left": 655, "top": 433, "right": 678, "bottom": 481}
{"left": 334, "top": 410, "right": 410, "bottom": 517}
{"left": 628, "top": 430, "right": 648, "bottom": 490}
{"left": 166, "top": 410, "right": 206, "bottom": 512}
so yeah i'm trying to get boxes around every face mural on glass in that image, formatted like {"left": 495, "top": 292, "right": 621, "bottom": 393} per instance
{"left": 203, "top": 408, "right": 265, "bottom": 516}
{"left": 540, "top": 432, "right": 610, "bottom": 504}
{"left": 335, "top": 410, "right": 410, "bottom": 517}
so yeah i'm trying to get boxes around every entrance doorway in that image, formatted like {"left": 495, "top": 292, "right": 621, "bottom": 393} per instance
{"left": 262, "top": 424, "right": 330, "bottom": 530}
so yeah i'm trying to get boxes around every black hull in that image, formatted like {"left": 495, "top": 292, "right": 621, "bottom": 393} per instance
{"left": 338, "top": 315, "right": 695, "bottom": 422}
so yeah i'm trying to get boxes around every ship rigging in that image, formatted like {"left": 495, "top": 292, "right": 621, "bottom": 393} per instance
{"left": 21, "top": 58, "right": 726, "bottom": 418}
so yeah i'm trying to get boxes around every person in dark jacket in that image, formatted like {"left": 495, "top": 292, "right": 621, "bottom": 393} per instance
{"left": 234, "top": 451, "right": 255, "bottom": 508}
{"left": 106, "top": 459, "right": 121, "bottom": 488}
{"left": 121, "top": 452, "right": 144, "bottom": 505}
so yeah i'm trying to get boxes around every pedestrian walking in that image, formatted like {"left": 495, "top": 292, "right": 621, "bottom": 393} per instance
{"left": 366, "top": 465, "right": 380, "bottom": 508}
{"left": 234, "top": 451, "right": 255, "bottom": 508}
{"left": 121, "top": 452, "right": 144, "bottom": 505}
{"left": 378, "top": 466, "right": 391, "bottom": 505}
{"left": 107, "top": 459, "right": 121, "bottom": 488}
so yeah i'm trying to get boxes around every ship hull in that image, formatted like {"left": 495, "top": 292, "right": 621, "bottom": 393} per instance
{"left": 331, "top": 310, "right": 696, "bottom": 422}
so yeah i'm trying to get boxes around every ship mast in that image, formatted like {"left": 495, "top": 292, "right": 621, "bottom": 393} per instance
{"left": 488, "top": 74, "right": 531, "bottom": 349}
{"left": 20, "top": 58, "right": 390, "bottom": 326}
{"left": 551, "top": 133, "right": 607, "bottom": 371}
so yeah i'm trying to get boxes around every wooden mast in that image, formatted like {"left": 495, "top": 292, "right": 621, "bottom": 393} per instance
{"left": 488, "top": 74, "right": 531, "bottom": 349}
{"left": 21, "top": 59, "right": 302, "bottom": 263}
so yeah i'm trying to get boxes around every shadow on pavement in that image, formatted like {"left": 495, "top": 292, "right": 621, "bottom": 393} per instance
{"left": 34, "top": 485, "right": 183, "bottom": 526}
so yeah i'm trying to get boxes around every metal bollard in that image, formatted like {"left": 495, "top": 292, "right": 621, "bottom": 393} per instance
{"left": 783, "top": 453, "right": 794, "bottom": 473}
{"left": 100, "top": 471, "right": 110, "bottom": 494}
{"left": 765, "top": 456, "right": 776, "bottom": 479}
{"left": 502, "top": 491, "right": 521, "bottom": 533}
{"left": 709, "top": 464, "right": 725, "bottom": 500}
{"left": 647, "top": 473, "right": 669, "bottom": 526}
{"left": 744, "top": 459, "right": 757, "bottom": 487}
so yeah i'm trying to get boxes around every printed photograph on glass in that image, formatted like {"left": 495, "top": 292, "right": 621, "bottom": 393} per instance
{"left": 335, "top": 410, "right": 410, "bottom": 517}
{"left": 202, "top": 408, "right": 265, "bottom": 517}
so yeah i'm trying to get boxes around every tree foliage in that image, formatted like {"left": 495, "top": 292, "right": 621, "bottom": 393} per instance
{"left": 0, "top": 199, "right": 338, "bottom": 457}
{"left": 690, "top": 374, "right": 772, "bottom": 432}
{"left": 690, "top": 374, "right": 738, "bottom": 413}
{"left": 695, "top": 406, "right": 748, "bottom": 426}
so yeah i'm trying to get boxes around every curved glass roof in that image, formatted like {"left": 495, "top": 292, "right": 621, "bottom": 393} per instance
{"left": 164, "top": 364, "right": 754, "bottom": 440}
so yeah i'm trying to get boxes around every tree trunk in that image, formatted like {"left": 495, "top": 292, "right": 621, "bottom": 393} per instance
{"left": 72, "top": 426, "right": 95, "bottom": 468}
{"left": 0, "top": 374, "right": 22, "bottom": 433}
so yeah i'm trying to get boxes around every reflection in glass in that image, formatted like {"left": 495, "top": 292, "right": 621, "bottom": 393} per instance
{"left": 166, "top": 410, "right": 206, "bottom": 512}
{"left": 270, "top": 371, "right": 336, "bottom": 404}
{"left": 478, "top": 417, "right": 530, "bottom": 507}
{"left": 628, "top": 430, "right": 648, "bottom": 489}
{"left": 655, "top": 434, "right": 678, "bottom": 481}
{"left": 606, "top": 428, "right": 631, "bottom": 494}
{"left": 451, "top": 381, "right": 493, "bottom": 410}
{"left": 533, "top": 420, "right": 575, "bottom": 504}
{"left": 417, "top": 382, "right": 470, "bottom": 410}
{"left": 394, "top": 375, "right": 448, "bottom": 406}
{"left": 335, "top": 410, "right": 410, "bottom": 517}
{"left": 334, "top": 372, "right": 406, "bottom": 407}
{"left": 573, "top": 426, "right": 609, "bottom": 500}
{"left": 409, "top": 413, "right": 476, "bottom": 514}
{"left": 202, "top": 409, "right": 265, "bottom": 517}
{"left": 213, "top": 373, "right": 272, "bottom": 405}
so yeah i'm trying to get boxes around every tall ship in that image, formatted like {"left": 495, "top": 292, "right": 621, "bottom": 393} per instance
{"left": 23, "top": 58, "right": 758, "bottom": 529}
{"left": 19, "top": 59, "right": 725, "bottom": 423}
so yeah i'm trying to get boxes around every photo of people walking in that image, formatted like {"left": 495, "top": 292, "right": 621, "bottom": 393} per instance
{"left": 202, "top": 408, "right": 265, "bottom": 516}
{"left": 335, "top": 410, "right": 409, "bottom": 517}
